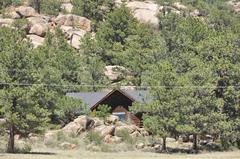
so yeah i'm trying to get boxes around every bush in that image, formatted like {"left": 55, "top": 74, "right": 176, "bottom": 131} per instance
{"left": 90, "top": 105, "right": 111, "bottom": 119}
{"left": 115, "top": 130, "right": 136, "bottom": 145}
{"left": 85, "top": 131, "right": 103, "bottom": 145}
{"left": 29, "top": 0, "right": 62, "bottom": 15}
{"left": 0, "top": 0, "right": 22, "bottom": 11}
{"left": 15, "top": 142, "right": 32, "bottom": 153}
{"left": 13, "top": 18, "right": 30, "bottom": 32}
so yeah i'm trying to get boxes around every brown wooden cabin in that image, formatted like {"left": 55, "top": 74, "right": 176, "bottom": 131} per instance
{"left": 66, "top": 89, "right": 151, "bottom": 127}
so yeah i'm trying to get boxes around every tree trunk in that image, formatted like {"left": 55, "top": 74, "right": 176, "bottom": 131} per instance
{"left": 7, "top": 124, "right": 15, "bottom": 153}
{"left": 161, "top": 137, "right": 167, "bottom": 152}
{"left": 192, "top": 134, "right": 198, "bottom": 152}
{"left": 34, "top": 0, "right": 41, "bottom": 13}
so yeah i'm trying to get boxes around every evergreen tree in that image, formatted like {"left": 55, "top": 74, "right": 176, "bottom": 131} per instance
{"left": 132, "top": 61, "right": 179, "bottom": 151}
{"left": 0, "top": 27, "right": 49, "bottom": 153}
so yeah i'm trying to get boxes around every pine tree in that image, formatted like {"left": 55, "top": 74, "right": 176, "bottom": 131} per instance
{"left": 0, "top": 27, "right": 49, "bottom": 153}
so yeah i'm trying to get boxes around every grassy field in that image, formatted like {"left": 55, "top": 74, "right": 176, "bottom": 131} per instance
{"left": 0, "top": 149, "right": 239, "bottom": 159}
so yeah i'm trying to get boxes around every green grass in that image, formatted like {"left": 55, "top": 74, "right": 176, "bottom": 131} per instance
{"left": 0, "top": 149, "right": 239, "bottom": 159}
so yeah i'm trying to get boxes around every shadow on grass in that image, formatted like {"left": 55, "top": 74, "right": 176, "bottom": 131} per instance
{"left": 156, "top": 144, "right": 223, "bottom": 154}
{"left": 6, "top": 152, "right": 56, "bottom": 155}
{"left": 155, "top": 147, "right": 195, "bottom": 154}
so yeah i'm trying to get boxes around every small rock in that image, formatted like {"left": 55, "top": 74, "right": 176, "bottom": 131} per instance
{"left": 0, "top": 118, "right": 6, "bottom": 126}
{"left": 173, "top": 2, "right": 187, "bottom": 10}
{"left": 104, "top": 65, "right": 127, "bottom": 82}
{"left": 86, "top": 143, "right": 101, "bottom": 151}
{"left": 60, "top": 142, "right": 77, "bottom": 149}
{"left": 0, "top": 18, "right": 14, "bottom": 27}
{"left": 166, "top": 137, "right": 176, "bottom": 142}
{"left": 61, "top": 3, "right": 73, "bottom": 13}
{"left": 69, "top": 29, "right": 87, "bottom": 49}
{"left": 190, "top": 9, "right": 202, "bottom": 17}
{"left": 153, "top": 144, "right": 161, "bottom": 150}
{"left": 136, "top": 143, "right": 145, "bottom": 149}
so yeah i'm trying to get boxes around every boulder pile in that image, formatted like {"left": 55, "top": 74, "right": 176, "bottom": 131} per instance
{"left": 57, "top": 115, "right": 149, "bottom": 144}
{"left": 1, "top": 6, "right": 91, "bottom": 49}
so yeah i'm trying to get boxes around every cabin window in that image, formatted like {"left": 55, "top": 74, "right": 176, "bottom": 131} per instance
{"left": 113, "top": 112, "right": 126, "bottom": 121}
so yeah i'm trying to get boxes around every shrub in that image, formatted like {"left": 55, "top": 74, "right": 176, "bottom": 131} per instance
{"left": 0, "top": 0, "right": 22, "bottom": 12}
{"left": 13, "top": 18, "right": 30, "bottom": 32}
{"left": 85, "top": 131, "right": 103, "bottom": 145}
{"left": 15, "top": 142, "right": 32, "bottom": 153}
{"left": 91, "top": 105, "right": 111, "bottom": 119}
{"left": 29, "top": 0, "right": 63, "bottom": 15}
{"left": 115, "top": 130, "right": 136, "bottom": 145}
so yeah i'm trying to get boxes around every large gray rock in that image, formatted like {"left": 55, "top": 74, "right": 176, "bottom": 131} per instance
{"left": 54, "top": 14, "right": 91, "bottom": 32}
{"left": 27, "top": 16, "right": 48, "bottom": 24}
{"left": 94, "top": 125, "right": 115, "bottom": 137}
{"left": 68, "top": 29, "right": 87, "bottom": 49}
{"left": 126, "top": 1, "right": 159, "bottom": 28}
{"left": 62, "top": 115, "right": 94, "bottom": 136}
{"left": 27, "top": 16, "right": 49, "bottom": 36}
{"left": 92, "top": 117, "right": 104, "bottom": 128}
{"left": 27, "top": 34, "right": 45, "bottom": 48}
{"left": 16, "top": 6, "right": 37, "bottom": 18}
{"left": 29, "top": 23, "right": 48, "bottom": 36}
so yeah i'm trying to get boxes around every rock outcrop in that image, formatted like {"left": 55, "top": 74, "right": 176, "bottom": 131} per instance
{"left": 104, "top": 65, "right": 127, "bottom": 82}
{"left": 54, "top": 14, "right": 91, "bottom": 32}
{"left": 126, "top": 1, "right": 160, "bottom": 28}
{"left": 16, "top": 6, "right": 38, "bottom": 18}
{"left": 59, "top": 115, "right": 149, "bottom": 144}
{"left": 0, "top": 5, "right": 92, "bottom": 49}
{"left": 62, "top": 115, "right": 94, "bottom": 136}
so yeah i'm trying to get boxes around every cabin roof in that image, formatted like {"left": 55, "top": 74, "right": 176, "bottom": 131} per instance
{"left": 66, "top": 89, "right": 152, "bottom": 109}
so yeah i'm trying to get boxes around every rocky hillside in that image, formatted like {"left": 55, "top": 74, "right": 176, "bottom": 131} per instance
{"left": 0, "top": 0, "right": 238, "bottom": 50}
{"left": 2, "top": 0, "right": 237, "bottom": 85}
{"left": 2, "top": 0, "right": 236, "bottom": 50}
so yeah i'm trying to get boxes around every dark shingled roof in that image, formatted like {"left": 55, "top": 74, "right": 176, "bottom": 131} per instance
{"left": 66, "top": 89, "right": 152, "bottom": 109}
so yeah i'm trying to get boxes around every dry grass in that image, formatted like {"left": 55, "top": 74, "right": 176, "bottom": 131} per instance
{"left": 0, "top": 149, "right": 239, "bottom": 159}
